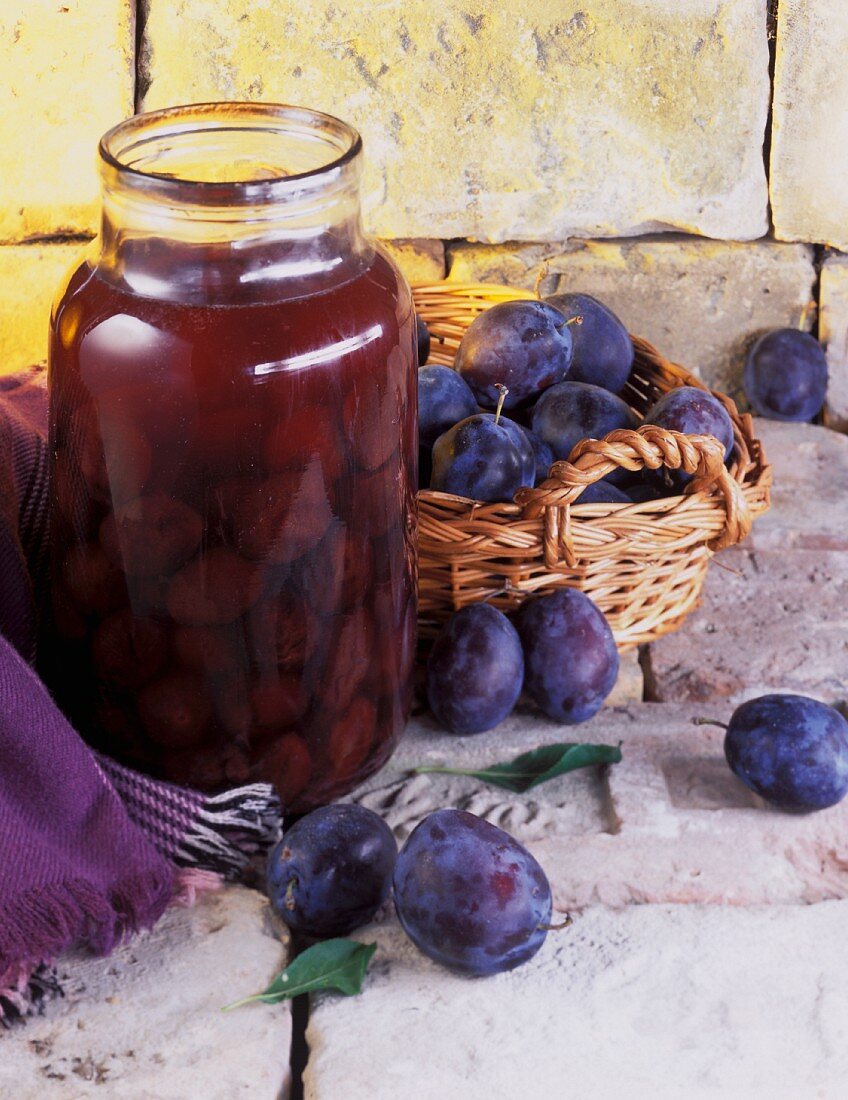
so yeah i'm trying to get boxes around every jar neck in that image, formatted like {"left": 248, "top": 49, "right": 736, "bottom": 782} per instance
{"left": 95, "top": 104, "right": 372, "bottom": 305}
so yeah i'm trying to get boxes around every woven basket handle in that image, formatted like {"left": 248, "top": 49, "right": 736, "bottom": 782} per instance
{"left": 515, "top": 424, "right": 752, "bottom": 570}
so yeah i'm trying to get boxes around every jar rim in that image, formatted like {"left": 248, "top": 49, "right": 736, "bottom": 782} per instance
{"left": 99, "top": 102, "right": 363, "bottom": 203}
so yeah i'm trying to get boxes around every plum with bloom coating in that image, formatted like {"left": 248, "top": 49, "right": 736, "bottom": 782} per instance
{"left": 418, "top": 365, "right": 478, "bottom": 448}
{"left": 426, "top": 603, "right": 524, "bottom": 734}
{"left": 455, "top": 300, "right": 573, "bottom": 410}
{"left": 530, "top": 381, "right": 638, "bottom": 486}
{"left": 545, "top": 292, "right": 634, "bottom": 394}
{"left": 393, "top": 809, "right": 552, "bottom": 976}
{"left": 743, "top": 329, "right": 827, "bottom": 422}
{"left": 723, "top": 694, "right": 848, "bottom": 812}
{"left": 430, "top": 412, "right": 535, "bottom": 501}
{"left": 267, "top": 804, "right": 397, "bottom": 938}
{"left": 515, "top": 589, "right": 619, "bottom": 724}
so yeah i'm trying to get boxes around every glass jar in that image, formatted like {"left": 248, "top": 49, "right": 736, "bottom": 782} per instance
{"left": 46, "top": 103, "right": 417, "bottom": 811}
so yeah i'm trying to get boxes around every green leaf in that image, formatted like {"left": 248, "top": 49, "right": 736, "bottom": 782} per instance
{"left": 223, "top": 939, "right": 377, "bottom": 1011}
{"left": 411, "top": 741, "right": 622, "bottom": 794}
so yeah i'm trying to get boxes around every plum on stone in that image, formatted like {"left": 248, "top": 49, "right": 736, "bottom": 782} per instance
{"left": 426, "top": 603, "right": 524, "bottom": 734}
{"left": 723, "top": 693, "right": 848, "bottom": 812}
{"left": 455, "top": 300, "right": 573, "bottom": 410}
{"left": 514, "top": 589, "right": 619, "bottom": 724}
{"left": 267, "top": 804, "right": 397, "bottom": 938}
{"left": 545, "top": 292, "right": 633, "bottom": 394}
{"left": 743, "top": 329, "right": 828, "bottom": 422}
{"left": 393, "top": 809, "right": 552, "bottom": 976}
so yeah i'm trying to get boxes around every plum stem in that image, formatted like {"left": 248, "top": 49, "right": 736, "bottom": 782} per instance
{"left": 493, "top": 383, "right": 509, "bottom": 425}
{"left": 565, "top": 315, "right": 583, "bottom": 327}
{"left": 533, "top": 263, "right": 549, "bottom": 299}
{"left": 538, "top": 914, "right": 573, "bottom": 932}
{"left": 692, "top": 717, "right": 729, "bottom": 730}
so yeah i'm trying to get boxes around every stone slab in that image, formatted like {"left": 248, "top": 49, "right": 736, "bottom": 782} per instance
{"left": 140, "top": 1, "right": 770, "bottom": 243}
{"left": 0, "top": 2, "right": 134, "bottom": 241}
{"left": 305, "top": 902, "right": 848, "bottom": 1100}
{"left": 0, "top": 242, "right": 86, "bottom": 374}
{"left": 0, "top": 887, "right": 291, "bottom": 1099}
{"left": 747, "top": 418, "right": 848, "bottom": 552}
{"left": 447, "top": 237, "right": 816, "bottom": 401}
{"left": 820, "top": 255, "right": 848, "bottom": 431}
{"left": 351, "top": 704, "right": 848, "bottom": 907}
{"left": 648, "top": 547, "right": 848, "bottom": 707}
{"left": 771, "top": 1, "right": 848, "bottom": 249}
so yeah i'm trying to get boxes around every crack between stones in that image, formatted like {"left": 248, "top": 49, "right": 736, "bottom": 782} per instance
{"left": 287, "top": 992, "right": 310, "bottom": 1100}
{"left": 638, "top": 643, "right": 662, "bottom": 702}
{"left": 763, "top": 0, "right": 779, "bottom": 233}
{"left": 133, "top": 0, "right": 150, "bottom": 113}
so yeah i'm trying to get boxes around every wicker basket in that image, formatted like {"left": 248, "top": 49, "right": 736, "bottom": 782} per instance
{"left": 414, "top": 282, "right": 772, "bottom": 649}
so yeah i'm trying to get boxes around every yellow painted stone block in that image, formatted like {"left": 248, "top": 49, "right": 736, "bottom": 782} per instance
{"left": 140, "top": 0, "right": 770, "bottom": 243}
{"left": 379, "top": 240, "right": 445, "bottom": 284}
{"left": 0, "top": 1, "right": 134, "bottom": 241}
{"left": 0, "top": 242, "right": 86, "bottom": 374}
{"left": 771, "top": 1, "right": 848, "bottom": 249}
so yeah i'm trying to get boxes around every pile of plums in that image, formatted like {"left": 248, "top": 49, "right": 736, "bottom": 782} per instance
{"left": 426, "top": 590, "right": 619, "bottom": 735}
{"left": 418, "top": 294, "right": 736, "bottom": 504}
{"left": 268, "top": 803, "right": 553, "bottom": 977}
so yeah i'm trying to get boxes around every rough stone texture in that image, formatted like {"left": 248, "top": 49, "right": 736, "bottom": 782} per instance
{"left": 351, "top": 703, "right": 848, "bottom": 907}
{"left": 379, "top": 240, "right": 445, "bottom": 285}
{"left": 820, "top": 255, "right": 848, "bottom": 431}
{"left": 747, "top": 418, "right": 848, "bottom": 552}
{"left": 447, "top": 237, "right": 816, "bottom": 401}
{"left": 607, "top": 647, "right": 643, "bottom": 706}
{"left": 306, "top": 903, "right": 848, "bottom": 1099}
{"left": 0, "top": 2, "right": 134, "bottom": 241}
{"left": 649, "top": 548, "right": 848, "bottom": 707}
{"left": 140, "top": 1, "right": 770, "bottom": 243}
{"left": 771, "top": 1, "right": 848, "bottom": 249}
{"left": 0, "top": 888, "right": 291, "bottom": 1099}
{"left": 0, "top": 243, "right": 86, "bottom": 374}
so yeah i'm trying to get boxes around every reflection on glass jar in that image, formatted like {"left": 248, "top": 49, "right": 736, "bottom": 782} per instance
{"left": 47, "top": 103, "right": 417, "bottom": 810}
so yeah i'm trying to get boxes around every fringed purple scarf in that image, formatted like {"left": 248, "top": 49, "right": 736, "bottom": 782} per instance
{"left": 0, "top": 370, "right": 281, "bottom": 1025}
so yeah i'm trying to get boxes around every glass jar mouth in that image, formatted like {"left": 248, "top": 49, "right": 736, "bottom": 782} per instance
{"left": 99, "top": 102, "right": 363, "bottom": 205}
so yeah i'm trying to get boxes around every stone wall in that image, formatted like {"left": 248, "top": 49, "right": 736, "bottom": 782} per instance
{"left": 1, "top": 0, "right": 846, "bottom": 420}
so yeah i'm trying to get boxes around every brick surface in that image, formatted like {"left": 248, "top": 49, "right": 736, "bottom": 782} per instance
{"left": 771, "top": 1, "right": 848, "bottom": 249}
{"left": 305, "top": 902, "right": 848, "bottom": 1100}
{"left": 0, "top": 242, "right": 86, "bottom": 374}
{"left": 0, "top": 887, "right": 291, "bottom": 1099}
{"left": 0, "top": 1, "right": 134, "bottom": 241}
{"left": 448, "top": 237, "right": 816, "bottom": 401}
{"left": 820, "top": 255, "right": 848, "bottom": 431}
{"left": 351, "top": 703, "right": 848, "bottom": 907}
{"left": 748, "top": 418, "right": 848, "bottom": 552}
{"left": 140, "top": 1, "right": 770, "bottom": 243}
{"left": 649, "top": 548, "right": 848, "bottom": 707}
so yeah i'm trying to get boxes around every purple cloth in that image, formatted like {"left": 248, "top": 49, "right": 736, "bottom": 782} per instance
{"left": 0, "top": 371, "right": 280, "bottom": 1024}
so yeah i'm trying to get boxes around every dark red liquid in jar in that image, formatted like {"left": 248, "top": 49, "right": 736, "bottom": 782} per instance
{"left": 47, "top": 247, "right": 417, "bottom": 810}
